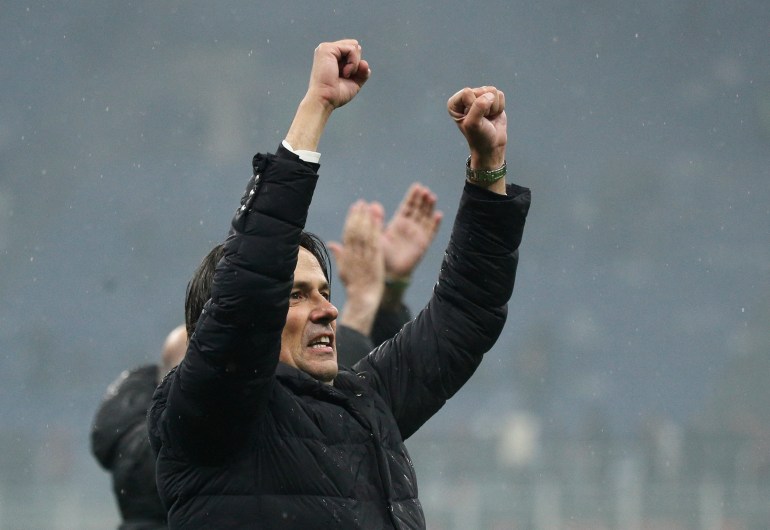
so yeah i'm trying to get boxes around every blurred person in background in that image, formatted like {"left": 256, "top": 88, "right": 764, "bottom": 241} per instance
{"left": 148, "top": 39, "right": 530, "bottom": 528}
{"left": 332, "top": 183, "right": 442, "bottom": 366}
{"left": 90, "top": 324, "right": 186, "bottom": 530}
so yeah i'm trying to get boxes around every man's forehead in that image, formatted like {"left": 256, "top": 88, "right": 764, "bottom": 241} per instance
{"left": 295, "top": 248, "right": 328, "bottom": 285}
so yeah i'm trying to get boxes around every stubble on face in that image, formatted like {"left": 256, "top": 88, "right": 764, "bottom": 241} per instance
{"left": 279, "top": 248, "right": 338, "bottom": 383}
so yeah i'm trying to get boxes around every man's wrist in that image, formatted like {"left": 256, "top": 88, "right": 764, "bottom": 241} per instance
{"left": 465, "top": 154, "right": 508, "bottom": 195}
{"left": 381, "top": 276, "right": 409, "bottom": 309}
{"left": 284, "top": 97, "right": 334, "bottom": 152}
{"left": 466, "top": 156, "right": 506, "bottom": 184}
{"left": 282, "top": 140, "right": 321, "bottom": 164}
{"left": 338, "top": 294, "right": 381, "bottom": 336}
{"left": 469, "top": 149, "right": 505, "bottom": 170}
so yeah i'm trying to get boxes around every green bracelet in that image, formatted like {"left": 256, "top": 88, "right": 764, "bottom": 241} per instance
{"left": 466, "top": 156, "right": 507, "bottom": 184}
{"left": 385, "top": 277, "right": 410, "bottom": 290}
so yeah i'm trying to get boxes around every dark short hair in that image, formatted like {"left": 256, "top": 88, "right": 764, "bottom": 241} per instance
{"left": 184, "top": 232, "right": 331, "bottom": 337}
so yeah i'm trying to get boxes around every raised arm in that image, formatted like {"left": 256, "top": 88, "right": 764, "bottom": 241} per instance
{"left": 357, "top": 85, "right": 530, "bottom": 438}
{"left": 286, "top": 39, "right": 370, "bottom": 151}
{"left": 149, "top": 40, "right": 369, "bottom": 463}
{"left": 329, "top": 200, "right": 386, "bottom": 339}
{"left": 378, "top": 183, "right": 442, "bottom": 315}
{"left": 331, "top": 184, "right": 442, "bottom": 366}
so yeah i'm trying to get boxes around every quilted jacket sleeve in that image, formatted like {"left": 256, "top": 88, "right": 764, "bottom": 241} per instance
{"left": 148, "top": 146, "right": 320, "bottom": 463}
{"left": 356, "top": 182, "right": 531, "bottom": 439}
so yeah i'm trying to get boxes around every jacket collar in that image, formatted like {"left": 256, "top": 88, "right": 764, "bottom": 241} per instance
{"left": 275, "top": 363, "right": 366, "bottom": 401}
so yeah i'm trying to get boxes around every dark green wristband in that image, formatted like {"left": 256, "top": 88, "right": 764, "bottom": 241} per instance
{"left": 466, "top": 156, "right": 507, "bottom": 184}
{"left": 385, "top": 277, "right": 410, "bottom": 291}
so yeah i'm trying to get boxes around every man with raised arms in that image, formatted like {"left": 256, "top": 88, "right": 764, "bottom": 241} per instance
{"left": 149, "top": 39, "right": 530, "bottom": 529}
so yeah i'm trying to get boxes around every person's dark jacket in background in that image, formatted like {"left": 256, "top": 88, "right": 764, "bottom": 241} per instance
{"left": 148, "top": 146, "right": 530, "bottom": 529}
{"left": 336, "top": 303, "right": 411, "bottom": 367}
{"left": 91, "top": 365, "right": 167, "bottom": 530}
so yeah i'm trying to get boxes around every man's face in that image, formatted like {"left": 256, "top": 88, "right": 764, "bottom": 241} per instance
{"left": 279, "top": 247, "right": 338, "bottom": 383}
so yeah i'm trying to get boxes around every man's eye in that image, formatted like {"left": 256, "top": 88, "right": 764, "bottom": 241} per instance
{"left": 321, "top": 292, "right": 331, "bottom": 301}
{"left": 290, "top": 291, "right": 303, "bottom": 300}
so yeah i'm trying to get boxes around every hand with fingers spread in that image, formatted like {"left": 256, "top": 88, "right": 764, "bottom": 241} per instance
{"left": 331, "top": 184, "right": 441, "bottom": 363}
{"left": 328, "top": 200, "right": 386, "bottom": 337}
{"left": 447, "top": 86, "right": 508, "bottom": 194}
{"left": 382, "top": 183, "right": 443, "bottom": 282}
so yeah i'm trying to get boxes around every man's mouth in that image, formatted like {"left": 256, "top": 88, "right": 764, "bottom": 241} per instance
{"left": 307, "top": 335, "right": 333, "bottom": 351}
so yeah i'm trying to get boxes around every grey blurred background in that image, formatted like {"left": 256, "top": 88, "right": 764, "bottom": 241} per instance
{"left": 1, "top": 1, "right": 769, "bottom": 528}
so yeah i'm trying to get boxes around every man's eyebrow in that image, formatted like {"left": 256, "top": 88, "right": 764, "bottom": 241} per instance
{"left": 292, "top": 280, "right": 330, "bottom": 290}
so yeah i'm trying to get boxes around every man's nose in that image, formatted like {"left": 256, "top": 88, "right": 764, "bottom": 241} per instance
{"left": 311, "top": 297, "right": 338, "bottom": 324}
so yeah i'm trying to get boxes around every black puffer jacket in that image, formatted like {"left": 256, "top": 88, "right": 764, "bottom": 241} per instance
{"left": 91, "top": 364, "right": 167, "bottom": 529}
{"left": 148, "top": 146, "right": 530, "bottom": 529}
